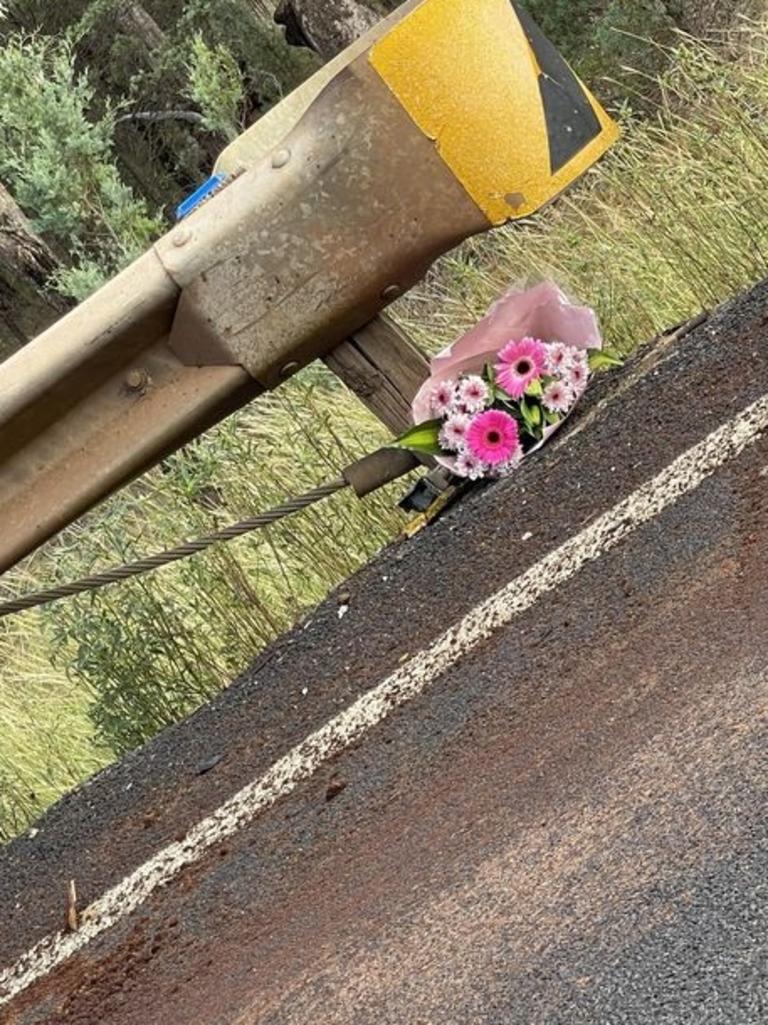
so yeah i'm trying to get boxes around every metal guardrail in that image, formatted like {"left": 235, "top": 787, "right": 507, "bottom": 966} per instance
{"left": 0, "top": 0, "right": 618, "bottom": 577}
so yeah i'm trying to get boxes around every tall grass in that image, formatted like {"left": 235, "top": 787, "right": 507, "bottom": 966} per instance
{"left": 2, "top": 22, "right": 768, "bottom": 841}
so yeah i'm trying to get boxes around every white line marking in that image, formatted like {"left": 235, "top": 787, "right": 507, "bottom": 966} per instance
{"left": 3, "top": 393, "right": 768, "bottom": 1005}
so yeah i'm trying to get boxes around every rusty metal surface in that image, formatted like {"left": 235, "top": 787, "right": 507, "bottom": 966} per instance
{"left": 159, "top": 60, "right": 488, "bottom": 388}
{"left": 213, "top": 1, "right": 423, "bottom": 177}
{"left": 1, "top": 282, "right": 767, "bottom": 1023}
{"left": 0, "top": 45, "right": 477, "bottom": 574}
{"left": 0, "top": 252, "right": 260, "bottom": 576}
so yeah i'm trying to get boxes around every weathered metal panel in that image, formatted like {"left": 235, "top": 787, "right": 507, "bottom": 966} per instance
{"left": 0, "top": 0, "right": 619, "bottom": 575}
{"left": 158, "top": 62, "right": 489, "bottom": 388}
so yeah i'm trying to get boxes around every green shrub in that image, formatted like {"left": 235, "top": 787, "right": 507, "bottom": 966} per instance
{"left": 0, "top": 34, "right": 162, "bottom": 298}
{"left": 186, "top": 33, "right": 245, "bottom": 140}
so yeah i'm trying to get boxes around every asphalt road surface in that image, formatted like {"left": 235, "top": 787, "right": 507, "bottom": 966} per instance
{"left": 1, "top": 282, "right": 768, "bottom": 1024}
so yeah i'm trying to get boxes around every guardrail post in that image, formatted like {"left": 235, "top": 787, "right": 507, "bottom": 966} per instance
{"left": 323, "top": 316, "right": 430, "bottom": 435}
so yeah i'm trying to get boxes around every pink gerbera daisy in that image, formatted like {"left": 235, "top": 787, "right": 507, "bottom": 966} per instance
{"left": 439, "top": 413, "right": 470, "bottom": 451}
{"left": 455, "top": 451, "right": 486, "bottom": 480}
{"left": 457, "top": 374, "right": 489, "bottom": 413}
{"left": 542, "top": 380, "right": 574, "bottom": 414}
{"left": 568, "top": 361, "right": 590, "bottom": 396}
{"left": 430, "top": 379, "right": 457, "bottom": 417}
{"left": 465, "top": 409, "right": 520, "bottom": 466}
{"left": 496, "top": 337, "right": 547, "bottom": 398}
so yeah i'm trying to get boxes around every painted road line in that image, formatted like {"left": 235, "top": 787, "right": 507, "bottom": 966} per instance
{"left": 2, "top": 391, "right": 768, "bottom": 1007}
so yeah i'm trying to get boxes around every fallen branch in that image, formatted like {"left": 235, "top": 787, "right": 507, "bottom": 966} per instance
{"left": 115, "top": 110, "right": 207, "bottom": 127}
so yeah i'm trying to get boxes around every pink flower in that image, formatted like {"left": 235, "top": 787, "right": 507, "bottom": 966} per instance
{"left": 542, "top": 380, "right": 574, "bottom": 414}
{"left": 457, "top": 375, "right": 489, "bottom": 413}
{"left": 568, "top": 361, "right": 590, "bottom": 396}
{"left": 439, "top": 413, "right": 470, "bottom": 451}
{"left": 545, "top": 342, "right": 577, "bottom": 375}
{"left": 465, "top": 410, "right": 520, "bottom": 466}
{"left": 490, "top": 450, "right": 524, "bottom": 478}
{"left": 430, "top": 379, "right": 457, "bottom": 417}
{"left": 496, "top": 338, "right": 547, "bottom": 398}
{"left": 455, "top": 451, "right": 486, "bottom": 480}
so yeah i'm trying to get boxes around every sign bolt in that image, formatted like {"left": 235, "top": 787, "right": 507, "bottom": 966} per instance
{"left": 272, "top": 148, "right": 292, "bottom": 169}
{"left": 126, "top": 369, "right": 149, "bottom": 393}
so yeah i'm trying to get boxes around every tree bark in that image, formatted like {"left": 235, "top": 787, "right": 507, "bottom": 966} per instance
{"left": 274, "top": 0, "right": 379, "bottom": 61}
{"left": 114, "top": 1, "right": 168, "bottom": 56}
{"left": 249, "top": 0, "right": 276, "bottom": 22}
{"left": 0, "top": 184, "right": 70, "bottom": 361}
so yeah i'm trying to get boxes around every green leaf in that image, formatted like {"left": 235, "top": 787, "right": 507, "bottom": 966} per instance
{"left": 484, "top": 362, "right": 497, "bottom": 402}
{"left": 519, "top": 397, "right": 543, "bottom": 439}
{"left": 525, "top": 378, "right": 543, "bottom": 398}
{"left": 392, "top": 419, "right": 444, "bottom": 456}
{"left": 521, "top": 397, "right": 543, "bottom": 427}
{"left": 543, "top": 408, "right": 561, "bottom": 425}
{"left": 589, "top": 349, "right": 625, "bottom": 371}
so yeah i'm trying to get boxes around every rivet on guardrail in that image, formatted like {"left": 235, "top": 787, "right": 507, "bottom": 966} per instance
{"left": 272, "top": 148, "right": 292, "bottom": 169}
{"left": 172, "top": 227, "right": 191, "bottom": 247}
{"left": 126, "top": 369, "right": 149, "bottom": 393}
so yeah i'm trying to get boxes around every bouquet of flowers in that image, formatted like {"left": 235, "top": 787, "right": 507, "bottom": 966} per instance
{"left": 396, "top": 282, "right": 620, "bottom": 480}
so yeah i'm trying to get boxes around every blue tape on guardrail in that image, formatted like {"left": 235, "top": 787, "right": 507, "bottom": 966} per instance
{"left": 175, "top": 173, "right": 230, "bottom": 221}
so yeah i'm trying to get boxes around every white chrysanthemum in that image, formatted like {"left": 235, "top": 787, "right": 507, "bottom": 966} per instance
{"left": 458, "top": 374, "right": 489, "bottom": 413}
{"left": 455, "top": 451, "right": 486, "bottom": 480}
{"left": 439, "top": 414, "right": 470, "bottom": 451}
{"left": 568, "top": 360, "right": 590, "bottom": 396}
{"left": 545, "top": 342, "right": 576, "bottom": 375}
{"left": 542, "top": 380, "right": 574, "bottom": 414}
{"left": 490, "top": 449, "right": 524, "bottom": 479}
{"left": 430, "top": 379, "right": 458, "bottom": 417}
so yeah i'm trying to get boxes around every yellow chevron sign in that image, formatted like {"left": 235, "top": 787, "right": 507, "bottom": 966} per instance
{"left": 370, "top": 0, "right": 619, "bottom": 225}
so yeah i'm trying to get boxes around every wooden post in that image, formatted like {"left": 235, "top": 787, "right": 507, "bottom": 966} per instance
{"left": 275, "top": 0, "right": 431, "bottom": 435}
{"left": 324, "top": 315, "right": 430, "bottom": 435}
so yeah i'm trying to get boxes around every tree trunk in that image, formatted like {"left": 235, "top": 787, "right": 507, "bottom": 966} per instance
{"left": 114, "top": 1, "right": 168, "bottom": 57}
{"left": 274, "top": 0, "right": 379, "bottom": 61}
{"left": 0, "top": 184, "right": 70, "bottom": 361}
{"left": 249, "top": 0, "right": 276, "bottom": 21}
{"left": 107, "top": 1, "right": 223, "bottom": 215}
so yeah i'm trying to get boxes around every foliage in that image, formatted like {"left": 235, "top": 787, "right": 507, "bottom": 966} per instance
{"left": 39, "top": 369, "right": 402, "bottom": 756}
{"left": 186, "top": 34, "right": 245, "bottom": 140}
{"left": 0, "top": 34, "right": 162, "bottom": 299}
{"left": 177, "top": 0, "right": 318, "bottom": 113}
{"left": 0, "top": 615, "right": 108, "bottom": 843}
{"left": 521, "top": 0, "right": 683, "bottom": 103}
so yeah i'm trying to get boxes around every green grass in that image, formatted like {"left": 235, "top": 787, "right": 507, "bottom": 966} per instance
{"left": 3, "top": 21, "right": 768, "bottom": 841}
